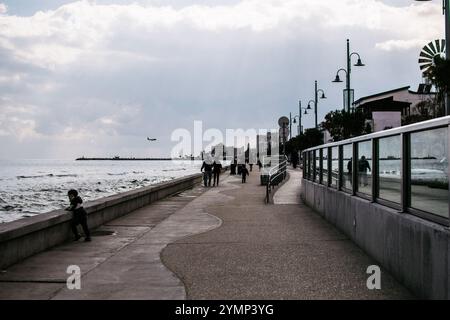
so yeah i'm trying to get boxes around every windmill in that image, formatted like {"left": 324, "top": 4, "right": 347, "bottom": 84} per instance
{"left": 419, "top": 39, "right": 446, "bottom": 80}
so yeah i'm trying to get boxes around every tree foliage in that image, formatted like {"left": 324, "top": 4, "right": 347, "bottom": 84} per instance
{"left": 285, "top": 128, "right": 323, "bottom": 155}
{"left": 321, "top": 109, "right": 371, "bottom": 141}
{"left": 427, "top": 56, "right": 450, "bottom": 97}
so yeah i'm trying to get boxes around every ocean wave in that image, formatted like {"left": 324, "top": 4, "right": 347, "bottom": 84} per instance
{"left": 17, "top": 173, "right": 78, "bottom": 179}
{"left": 162, "top": 168, "right": 186, "bottom": 172}
{"left": 107, "top": 172, "right": 127, "bottom": 176}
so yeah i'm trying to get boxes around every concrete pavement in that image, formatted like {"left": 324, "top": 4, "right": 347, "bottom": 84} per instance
{"left": 162, "top": 168, "right": 414, "bottom": 299}
{"left": 0, "top": 168, "right": 414, "bottom": 299}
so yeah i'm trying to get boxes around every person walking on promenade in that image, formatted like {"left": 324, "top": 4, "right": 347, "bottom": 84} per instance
{"left": 212, "top": 160, "right": 222, "bottom": 186}
{"left": 257, "top": 159, "right": 262, "bottom": 171}
{"left": 249, "top": 163, "right": 253, "bottom": 172}
{"left": 347, "top": 158, "right": 352, "bottom": 186}
{"left": 358, "top": 155, "right": 371, "bottom": 186}
{"left": 241, "top": 164, "right": 249, "bottom": 183}
{"left": 291, "top": 151, "right": 299, "bottom": 169}
{"left": 66, "top": 189, "right": 91, "bottom": 242}
{"left": 201, "top": 157, "right": 213, "bottom": 187}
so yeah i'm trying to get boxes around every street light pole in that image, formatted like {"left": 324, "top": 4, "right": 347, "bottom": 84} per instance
{"left": 289, "top": 112, "right": 292, "bottom": 140}
{"left": 314, "top": 81, "right": 318, "bottom": 128}
{"left": 346, "top": 39, "right": 351, "bottom": 113}
{"left": 446, "top": 0, "right": 449, "bottom": 115}
{"left": 293, "top": 101, "right": 311, "bottom": 134}
{"left": 298, "top": 100, "right": 301, "bottom": 135}
{"left": 333, "top": 39, "right": 364, "bottom": 113}
{"left": 415, "top": 0, "right": 449, "bottom": 115}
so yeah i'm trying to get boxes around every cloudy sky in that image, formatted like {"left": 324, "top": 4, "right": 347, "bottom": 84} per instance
{"left": 0, "top": 0, "right": 445, "bottom": 159}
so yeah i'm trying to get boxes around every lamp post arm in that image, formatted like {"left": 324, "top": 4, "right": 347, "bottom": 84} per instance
{"left": 336, "top": 68, "right": 348, "bottom": 76}
{"left": 349, "top": 52, "right": 362, "bottom": 60}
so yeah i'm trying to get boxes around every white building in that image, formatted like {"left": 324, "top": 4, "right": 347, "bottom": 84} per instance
{"left": 353, "top": 85, "right": 436, "bottom": 132}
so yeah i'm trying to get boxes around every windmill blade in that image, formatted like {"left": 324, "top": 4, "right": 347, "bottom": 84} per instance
{"left": 423, "top": 44, "right": 435, "bottom": 56}
{"left": 419, "top": 39, "right": 446, "bottom": 80}
{"left": 420, "top": 51, "right": 434, "bottom": 59}
{"left": 428, "top": 41, "right": 437, "bottom": 55}
{"left": 420, "top": 63, "right": 432, "bottom": 70}
{"left": 435, "top": 39, "right": 441, "bottom": 53}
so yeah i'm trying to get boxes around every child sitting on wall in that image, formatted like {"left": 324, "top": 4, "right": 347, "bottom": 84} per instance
{"left": 66, "top": 189, "right": 91, "bottom": 242}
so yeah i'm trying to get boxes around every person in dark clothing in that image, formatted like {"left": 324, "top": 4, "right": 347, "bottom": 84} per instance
{"left": 257, "top": 160, "right": 262, "bottom": 171}
{"left": 358, "top": 155, "right": 371, "bottom": 186}
{"left": 66, "top": 189, "right": 91, "bottom": 242}
{"left": 249, "top": 163, "right": 253, "bottom": 172}
{"left": 201, "top": 159, "right": 213, "bottom": 187}
{"left": 230, "top": 158, "right": 237, "bottom": 175}
{"left": 212, "top": 161, "right": 222, "bottom": 186}
{"left": 347, "top": 158, "right": 353, "bottom": 186}
{"left": 291, "top": 151, "right": 299, "bottom": 169}
{"left": 241, "top": 165, "right": 249, "bottom": 183}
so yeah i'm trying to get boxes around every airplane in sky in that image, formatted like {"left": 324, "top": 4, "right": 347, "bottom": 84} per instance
{"left": 147, "top": 137, "right": 157, "bottom": 141}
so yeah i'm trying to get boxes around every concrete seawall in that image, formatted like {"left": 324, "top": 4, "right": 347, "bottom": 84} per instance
{"left": 0, "top": 173, "right": 202, "bottom": 270}
{"left": 301, "top": 179, "right": 450, "bottom": 299}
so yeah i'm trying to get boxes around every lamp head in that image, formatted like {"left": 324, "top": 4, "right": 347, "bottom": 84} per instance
{"left": 332, "top": 74, "right": 342, "bottom": 83}
{"left": 320, "top": 92, "right": 327, "bottom": 99}
{"left": 355, "top": 58, "right": 365, "bottom": 67}
{"left": 293, "top": 118, "right": 297, "bottom": 124}
{"left": 306, "top": 104, "right": 312, "bottom": 110}
{"left": 304, "top": 109, "right": 308, "bottom": 115}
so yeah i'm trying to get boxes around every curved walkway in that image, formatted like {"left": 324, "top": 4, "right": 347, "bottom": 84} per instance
{"left": 0, "top": 169, "right": 414, "bottom": 299}
{"left": 162, "top": 167, "right": 414, "bottom": 299}
{"left": 0, "top": 176, "right": 237, "bottom": 300}
{"left": 273, "top": 168, "right": 302, "bottom": 204}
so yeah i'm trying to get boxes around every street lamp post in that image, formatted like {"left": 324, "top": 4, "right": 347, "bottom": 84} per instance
{"left": 292, "top": 100, "right": 311, "bottom": 135}
{"left": 307, "top": 81, "right": 326, "bottom": 129}
{"left": 415, "top": 0, "right": 449, "bottom": 115}
{"left": 332, "top": 39, "right": 365, "bottom": 112}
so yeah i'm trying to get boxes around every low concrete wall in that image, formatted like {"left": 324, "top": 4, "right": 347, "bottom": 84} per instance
{"left": 0, "top": 173, "right": 202, "bottom": 270}
{"left": 301, "top": 179, "right": 450, "bottom": 300}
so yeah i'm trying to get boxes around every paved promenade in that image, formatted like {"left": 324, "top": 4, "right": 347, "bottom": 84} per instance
{"left": 0, "top": 168, "right": 413, "bottom": 299}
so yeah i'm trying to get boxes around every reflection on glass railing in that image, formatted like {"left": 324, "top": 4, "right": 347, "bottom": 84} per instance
{"left": 331, "top": 146, "right": 339, "bottom": 188}
{"left": 357, "top": 140, "right": 372, "bottom": 195}
{"left": 378, "top": 136, "right": 402, "bottom": 204}
{"left": 322, "top": 149, "right": 328, "bottom": 185}
{"left": 342, "top": 144, "right": 352, "bottom": 191}
{"left": 410, "top": 128, "right": 448, "bottom": 218}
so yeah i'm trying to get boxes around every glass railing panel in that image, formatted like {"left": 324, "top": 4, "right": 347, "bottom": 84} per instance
{"left": 322, "top": 148, "right": 328, "bottom": 185}
{"left": 378, "top": 135, "right": 402, "bottom": 204}
{"left": 410, "top": 127, "right": 448, "bottom": 218}
{"left": 342, "top": 144, "right": 353, "bottom": 192}
{"left": 331, "top": 146, "right": 339, "bottom": 188}
{"left": 357, "top": 140, "right": 373, "bottom": 196}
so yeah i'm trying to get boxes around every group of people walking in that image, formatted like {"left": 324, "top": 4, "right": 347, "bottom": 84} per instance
{"left": 200, "top": 160, "right": 223, "bottom": 187}
{"left": 201, "top": 158, "right": 252, "bottom": 186}
{"left": 347, "top": 155, "right": 372, "bottom": 186}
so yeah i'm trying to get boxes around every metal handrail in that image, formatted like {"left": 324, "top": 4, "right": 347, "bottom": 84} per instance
{"left": 303, "top": 115, "right": 450, "bottom": 153}
{"left": 265, "top": 155, "right": 288, "bottom": 203}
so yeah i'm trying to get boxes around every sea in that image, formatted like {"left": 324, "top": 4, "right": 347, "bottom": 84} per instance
{"left": 0, "top": 159, "right": 203, "bottom": 224}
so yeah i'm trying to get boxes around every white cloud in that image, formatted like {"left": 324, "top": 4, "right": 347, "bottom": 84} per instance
{"left": 0, "top": 0, "right": 445, "bottom": 158}
{"left": 0, "top": 0, "right": 443, "bottom": 69}
{"left": 375, "top": 39, "right": 432, "bottom": 52}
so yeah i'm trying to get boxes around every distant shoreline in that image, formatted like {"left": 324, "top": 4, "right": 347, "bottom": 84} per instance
{"left": 76, "top": 157, "right": 197, "bottom": 161}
